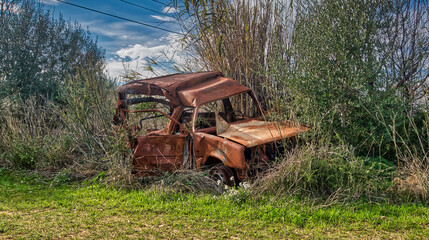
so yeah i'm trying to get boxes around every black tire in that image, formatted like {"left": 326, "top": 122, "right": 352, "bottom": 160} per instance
{"left": 209, "top": 165, "right": 235, "bottom": 187}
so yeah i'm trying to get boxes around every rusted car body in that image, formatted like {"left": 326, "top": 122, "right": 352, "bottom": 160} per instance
{"left": 114, "top": 71, "right": 308, "bottom": 185}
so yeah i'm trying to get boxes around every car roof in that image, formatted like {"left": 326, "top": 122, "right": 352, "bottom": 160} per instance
{"left": 117, "top": 71, "right": 250, "bottom": 107}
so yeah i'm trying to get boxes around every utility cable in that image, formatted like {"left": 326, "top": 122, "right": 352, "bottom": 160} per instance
{"left": 151, "top": 0, "right": 167, "bottom": 6}
{"left": 119, "top": 0, "right": 163, "bottom": 15}
{"left": 55, "top": 0, "right": 182, "bottom": 35}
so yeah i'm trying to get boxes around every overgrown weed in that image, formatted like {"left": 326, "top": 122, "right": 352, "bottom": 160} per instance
{"left": 381, "top": 105, "right": 429, "bottom": 202}
{"left": 147, "top": 170, "right": 223, "bottom": 194}
{"left": 0, "top": 98, "right": 69, "bottom": 170}
{"left": 253, "top": 143, "right": 396, "bottom": 203}
{"left": 0, "top": 65, "right": 128, "bottom": 182}
{"left": 391, "top": 157, "right": 429, "bottom": 202}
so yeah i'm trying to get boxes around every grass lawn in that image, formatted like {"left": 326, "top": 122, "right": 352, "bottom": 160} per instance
{"left": 1, "top": 170, "right": 428, "bottom": 239}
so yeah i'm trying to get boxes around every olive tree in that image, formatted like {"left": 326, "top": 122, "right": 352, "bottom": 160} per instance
{"left": 0, "top": 0, "right": 105, "bottom": 103}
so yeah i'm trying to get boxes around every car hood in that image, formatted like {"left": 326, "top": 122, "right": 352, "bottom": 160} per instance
{"left": 218, "top": 120, "right": 309, "bottom": 148}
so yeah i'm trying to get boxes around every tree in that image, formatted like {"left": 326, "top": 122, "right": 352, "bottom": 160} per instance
{"left": 0, "top": 0, "right": 105, "bottom": 103}
{"left": 290, "top": 0, "right": 391, "bottom": 124}
{"left": 387, "top": 0, "right": 429, "bottom": 115}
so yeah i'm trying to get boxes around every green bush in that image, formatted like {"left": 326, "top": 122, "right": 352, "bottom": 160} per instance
{"left": 0, "top": 0, "right": 104, "bottom": 104}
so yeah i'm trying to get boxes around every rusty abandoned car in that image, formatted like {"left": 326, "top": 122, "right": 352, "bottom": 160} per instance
{"left": 113, "top": 71, "right": 308, "bottom": 185}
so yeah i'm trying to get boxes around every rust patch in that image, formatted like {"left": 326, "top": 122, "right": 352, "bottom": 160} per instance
{"left": 132, "top": 135, "right": 189, "bottom": 176}
{"left": 194, "top": 133, "right": 246, "bottom": 170}
{"left": 218, "top": 120, "right": 309, "bottom": 147}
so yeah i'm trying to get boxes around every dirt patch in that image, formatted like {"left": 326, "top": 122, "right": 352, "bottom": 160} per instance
{"left": 0, "top": 211, "right": 14, "bottom": 216}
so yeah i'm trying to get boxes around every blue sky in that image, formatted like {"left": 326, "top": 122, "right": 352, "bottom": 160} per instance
{"left": 39, "top": 0, "right": 184, "bottom": 79}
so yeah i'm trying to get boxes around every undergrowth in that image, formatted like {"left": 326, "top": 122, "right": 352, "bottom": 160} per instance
{"left": 0, "top": 67, "right": 128, "bottom": 181}
{"left": 254, "top": 144, "right": 394, "bottom": 202}
{"left": 253, "top": 143, "right": 429, "bottom": 203}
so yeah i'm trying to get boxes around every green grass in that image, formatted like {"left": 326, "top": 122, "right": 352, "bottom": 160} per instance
{"left": 1, "top": 170, "right": 429, "bottom": 239}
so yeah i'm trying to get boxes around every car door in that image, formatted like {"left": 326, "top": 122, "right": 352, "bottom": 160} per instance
{"left": 128, "top": 109, "right": 191, "bottom": 176}
{"left": 132, "top": 134, "right": 190, "bottom": 175}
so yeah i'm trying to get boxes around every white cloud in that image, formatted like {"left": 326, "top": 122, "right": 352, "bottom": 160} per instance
{"left": 78, "top": 20, "right": 168, "bottom": 53}
{"left": 162, "top": 6, "right": 178, "bottom": 14}
{"left": 106, "top": 58, "right": 157, "bottom": 81}
{"left": 39, "top": 0, "right": 60, "bottom": 5}
{"left": 115, "top": 33, "right": 183, "bottom": 63}
{"left": 115, "top": 44, "right": 167, "bottom": 63}
{"left": 106, "top": 33, "right": 187, "bottom": 81}
{"left": 151, "top": 15, "right": 175, "bottom": 22}
{"left": 71, "top": 18, "right": 184, "bottom": 81}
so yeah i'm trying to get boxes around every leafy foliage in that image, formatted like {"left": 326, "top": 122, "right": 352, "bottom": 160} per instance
{"left": 0, "top": 0, "right": 104, "bottom": 103}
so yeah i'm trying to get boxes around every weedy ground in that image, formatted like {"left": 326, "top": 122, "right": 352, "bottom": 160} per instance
{"left": 1, "top": 170, "right": 429, "bottom": 239}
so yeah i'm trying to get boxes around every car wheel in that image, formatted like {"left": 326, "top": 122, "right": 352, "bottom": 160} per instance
{"left": 209, "top": 165, "right": 235, "bottom": 187}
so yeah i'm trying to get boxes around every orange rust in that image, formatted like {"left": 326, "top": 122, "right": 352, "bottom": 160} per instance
{"left": 218, "top": 120, "right": 309, "bottom": 148}
{"left": 132, "top": 134, "right": 188, "bottom": 176}
{"left": 193, "top": 133, "right": 246, "bottom": 170}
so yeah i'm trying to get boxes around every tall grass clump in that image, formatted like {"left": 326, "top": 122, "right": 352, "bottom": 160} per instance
{"left": 177, "top": 0, "right": 294, "bottom": 112}
{"left": 387, "top": 105, "right": 429, "bottom": 202}
{"left": 61, "top": 66, "right": 118, "bottom": 175}
{"left": 0, "top": 63, "right": 132, "bottom": 180}
{"left": 0, "top": 98, "right": 67, "bottom": 170}
{"left": 392, "top": 159, "right": 429, "bottom": 202}
{"left": 253, "top": 144, "right": 396, "bottom": 202}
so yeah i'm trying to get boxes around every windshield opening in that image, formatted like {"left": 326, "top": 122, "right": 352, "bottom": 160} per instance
{"left": 192, "top": 92, "right": 262, "bottom": 134}
{"left": 125, "top": 94, "right": 172, "bottom": 136}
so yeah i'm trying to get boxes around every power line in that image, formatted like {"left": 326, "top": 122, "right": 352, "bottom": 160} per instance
{"left": 119, "top": 0, "right": 162, "bottom": 15}
{"left": 151, "top": 0, "right": 167, "bottom": 6}
{"left": 55, "top": 0, "right": 182, "bottom": 35}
